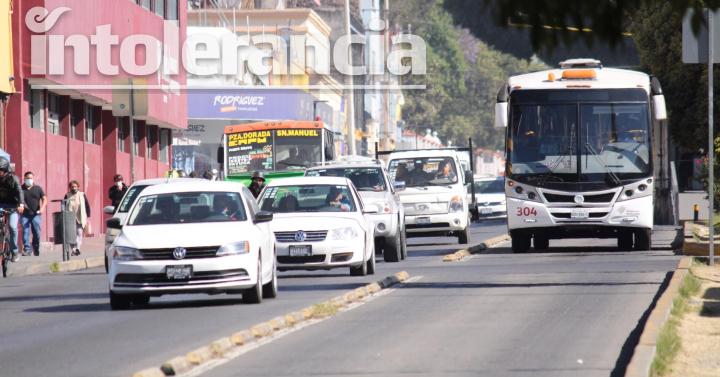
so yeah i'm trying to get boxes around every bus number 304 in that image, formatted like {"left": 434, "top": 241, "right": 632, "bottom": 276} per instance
{"left": 517, "top": 207, "right": 537, "bottom": 216}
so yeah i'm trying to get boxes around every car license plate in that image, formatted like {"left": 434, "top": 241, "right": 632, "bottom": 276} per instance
{"left": 289, "top": 245, "right": 312, "bottom": 257}
{"left": 571, "top": 209, "right": 590, "bottom": 219}
{"left": 481, "top": 208, "right": 492, "bottom": 214}
{"left": 166, "top": 265, "right": 192, "bottom": 280}
{"left": 416, "top": 217, "right": 431, "bottom": 225}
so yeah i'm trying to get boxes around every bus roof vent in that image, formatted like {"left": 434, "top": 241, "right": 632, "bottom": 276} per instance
{"left": 559, "top": 59, "right": 602, "bottom": 69}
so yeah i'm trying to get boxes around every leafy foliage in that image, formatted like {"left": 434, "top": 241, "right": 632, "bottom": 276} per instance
{"left": 394, "top": 0, "right": 543, "bottom": 150}
{"left": 446, "top": 0, "right": 720, "bottom": 54}
{"left": 442, "top": 0, "right": 640, "bottom": 66}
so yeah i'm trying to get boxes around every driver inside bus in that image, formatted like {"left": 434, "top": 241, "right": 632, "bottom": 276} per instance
{"left": 280, "top": 147, "right": 299, "bottom": 167}
{"left": 615, "top": 124, "right": 637, "bottom": 143}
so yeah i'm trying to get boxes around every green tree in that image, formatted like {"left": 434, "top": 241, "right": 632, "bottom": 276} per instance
{"left": 394, "top": 0, "right": 543, "bottom": 151}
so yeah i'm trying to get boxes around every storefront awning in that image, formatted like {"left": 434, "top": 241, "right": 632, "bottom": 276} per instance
{"left": 0, "top": 0, "right": 14, "bottom": 94}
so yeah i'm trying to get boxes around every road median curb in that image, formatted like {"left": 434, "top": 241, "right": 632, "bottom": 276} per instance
{"left": 624, "top": 256, "right": 691, "bottom": 377}
{"left": 442, "top": 234, "right": 511, "bottom": 262}
{"left": 128, "top": 271, "right": 413, "bottom": 377}
{"left": 12, "top": 256, "right": 105, "bottom": 277}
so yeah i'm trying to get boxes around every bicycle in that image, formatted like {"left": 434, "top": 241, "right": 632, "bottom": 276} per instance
{"left": 0, "top": 208, "right": 18, "bottom": 278}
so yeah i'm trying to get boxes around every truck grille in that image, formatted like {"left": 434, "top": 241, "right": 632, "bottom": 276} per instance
{"left": 274, "top": 231, "right": 328, "bottom": 243}
{"left": 550, "top": 212, "right": 609, "bottom": 219}
{"left": 140, "top": 247, "right": 219, "bottom": 260}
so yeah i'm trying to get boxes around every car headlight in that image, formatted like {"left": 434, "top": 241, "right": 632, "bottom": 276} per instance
{"left": 371, "top": 201, "right": 391, "bottom": 213}
{"left": 449, "top": 196, "right": 464, "bottom": 213}
{"left": 331, "top": 227, "right": 358, "bottom": 240}
{"left": 217, "top": 241, "right": 250, "bottom": 256}
{"left": 113, "top": 246, "right": 144, "bottom": 261}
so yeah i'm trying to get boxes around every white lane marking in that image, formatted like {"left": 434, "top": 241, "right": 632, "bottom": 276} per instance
{"left": 179, "top": 276, "right": 424, "bottom": 377}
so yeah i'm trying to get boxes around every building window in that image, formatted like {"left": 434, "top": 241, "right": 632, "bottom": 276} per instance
{"left": 154, "top": 0, "right": 164, "bottom": 18}
{"left": 141, "top": 0, "right": 151, "bottom": 11}
{"left": 117, "top": 117, "right": 126, "bottom": 152}
{"left": 132, "top": 121, "right": 139, "bottom": 156}
{"left": 146, "top": 125, "right": 153, "bottom": 159}
{"left": 167, "top": 0, "right": 178, "bottom": 21}
{"left": 159, "top": 129, "right": 169, "bottom": 163}
{"left": 70, "top": 100, "right": 80, "bottom": 139}
{"left": 29, "top": 89, "right": 44, "bottom": 131}
{"left": 85, "top": 104, "right": 96, "bottom": 144}
{"left": 48, "top": 93, "right": 61, "bottom": 135}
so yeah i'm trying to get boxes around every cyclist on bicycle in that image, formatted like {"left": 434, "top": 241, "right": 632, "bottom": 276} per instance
{"left": 0, "top": 157, "right": 24, "bottom": 262}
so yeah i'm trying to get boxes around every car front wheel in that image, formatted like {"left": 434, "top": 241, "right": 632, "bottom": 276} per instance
{"left": 262, "top": 259, "right": 278, "bottom": 299}
{"left": 243, "top": 259, "right": 263, "bottom": 304}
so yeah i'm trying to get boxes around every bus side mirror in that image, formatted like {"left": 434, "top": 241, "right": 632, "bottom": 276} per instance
{"left": 495, "top": 103, "right": 508, "bottom": 128}
{"left": 652, "top": 95, "right": 667, "bottom": 121}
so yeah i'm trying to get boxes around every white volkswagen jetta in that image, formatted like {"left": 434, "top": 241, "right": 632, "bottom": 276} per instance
{"left": 106, "top": 181, "right": 276, "bottom": 310}
{"left": 258, "top": 177, "right": 378, "bottom": 276}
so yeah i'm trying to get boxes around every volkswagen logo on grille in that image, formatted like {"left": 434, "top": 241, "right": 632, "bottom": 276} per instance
{"left": 173, "top": 247, "right": 187, "bottom": 260}
{"left": 574, "top": 195, "right": 585, "bottom": 204}
{"left": 295, "top": 231, "right": 306, "bottom": 242}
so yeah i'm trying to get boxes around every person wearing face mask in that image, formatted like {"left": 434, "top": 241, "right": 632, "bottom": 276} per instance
{"left": 21, "top": 172, "right": 46, "bottom": 257}
{"left": 248, "top": 171, "right": 266, "bottom": 198}
{"left": 108, "top": 174, "right": 128, "bottom": 209}
{"left": 65, "top": 180, "right": 91, "bottom": 256}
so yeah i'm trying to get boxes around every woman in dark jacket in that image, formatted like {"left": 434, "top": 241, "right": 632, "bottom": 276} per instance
{"left": 108, "top": 174, "right": 128, "bottom": 208}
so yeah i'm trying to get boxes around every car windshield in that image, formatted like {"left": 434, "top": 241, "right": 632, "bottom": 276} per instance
{"left": 468, "top": 179, "right": 504, "bottom": 194}
{"left": 388, "top": 157, "right": 459, "bottom": 186}
{"left": 118, "top": 185, "right": 149, "bottom": 213}
{"left": 127, "top": 192, "right": 247, "bottom": 225}
{"left": 306, "top": 167, "right": 387, "bottom": 191}
{"left": 259, "top": 185, "right": 357, "bottom": 213}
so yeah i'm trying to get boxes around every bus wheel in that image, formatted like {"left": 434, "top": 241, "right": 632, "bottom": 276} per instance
{"left": 511, "top": 234, "right": 531, "bottom": 253}
{"left": 533, "top": 236, "right": 549, "bottom": 251}
{"left": 634, "top": 228, "right": 652, "bottom": 251}
{"left": 618, "top": 233, "right": 633, "bottom": 251}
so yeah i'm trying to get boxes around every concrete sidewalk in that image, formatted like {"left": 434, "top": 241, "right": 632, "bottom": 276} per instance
{"left": 6, "top": 236, "right": 105, "bottom": 277}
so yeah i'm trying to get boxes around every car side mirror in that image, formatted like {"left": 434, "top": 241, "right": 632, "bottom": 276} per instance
{"left": 392, "top": 181, "right": 406, "bottom": 192}
{"left": 106, "top": 218, "right": 123, "bottom": 230}
{"left": 103, "top": 206, "right": 116, "bottom": 215}
{"left": 363, "top": 207, "right": 379, "bottom": 214}
{"left": 464, "top": 171, "right": 474, "bottom": 185}
{"left": 254, "top": 211, "right": 273, "bottom": 223}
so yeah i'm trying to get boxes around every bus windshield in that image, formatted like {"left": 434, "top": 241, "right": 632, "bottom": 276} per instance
{"left": 508, "top": 89, "right": 651, "bottom": 183}
{"left": 226, "top": 129, "right": 322, "bottom": 175}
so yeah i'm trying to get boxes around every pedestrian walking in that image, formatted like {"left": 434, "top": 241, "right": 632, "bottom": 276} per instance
{"left": 64, "top": 181, "right": 91, "bottom": 256}
{"left": 108, "top": 174, "right": 128, "bottom": 209}
{"left": 0, "top": 157, "right": 23, "bottom": 262}
{"left": 189, "top": 171, "right": 198, "bottom": 178}
{"left": 211, "top": 169, "right": 219, "bottom": 181}
{"left": 20, "top": 172, "right": 46, "bottom": 256}
{"left": 202, "top": 170, "right": 214, "bottom": 180}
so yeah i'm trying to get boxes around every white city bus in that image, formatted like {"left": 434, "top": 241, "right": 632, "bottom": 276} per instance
{"left": 495, "top": 59, "right": 667, "bottom": 253}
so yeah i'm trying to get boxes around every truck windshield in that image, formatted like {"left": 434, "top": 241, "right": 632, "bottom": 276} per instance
{"left": 508, "top": 89, "right": 652, "bottom": 183}
{"left": 388, "top": 157, "right": 459, "bottom": 186}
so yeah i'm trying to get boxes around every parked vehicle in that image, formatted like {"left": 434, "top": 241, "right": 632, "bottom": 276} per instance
{"left": 305, "top": 158, "right": 407, "bottom": 262}
{"left": 106, "top": 181, "right": 276, "bottom": 309}
{"left": 258, "top": 177, "right": 378, "bottom": 276}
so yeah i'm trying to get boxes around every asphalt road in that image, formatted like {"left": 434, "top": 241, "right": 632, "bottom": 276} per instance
{"left": 0, "top": 221, "right": 505, "bottom": 377}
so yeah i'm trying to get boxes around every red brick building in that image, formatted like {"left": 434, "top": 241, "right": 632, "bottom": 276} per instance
{"left": 6, "top": 0, "right": 187, "bottom": 240}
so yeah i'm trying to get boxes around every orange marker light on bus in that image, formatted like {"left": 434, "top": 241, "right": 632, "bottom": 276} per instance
{"left": 514, "top": 86, "right": 521, "bottom": 89}
{"left": 508, "top": 181, "right": 514, "bottom": 186}
{"left": 561, "top": 70, "right": 597, "bottom": 79}
{"left": 548, "top": 73, "right": 556, "bottom": 82}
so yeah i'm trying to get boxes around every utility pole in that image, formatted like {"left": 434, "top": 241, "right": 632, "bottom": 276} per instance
{"left": 710, "top": 11, "right": 715, "bottom": 267}
{"left": 382, "top": 0, "right": 390, "bottom": 152}
{"left": 129, "top": 78, "right": 135, "bottom": 183}
{"left": 344, "top": 0, "right": 357, "bottom": 155}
